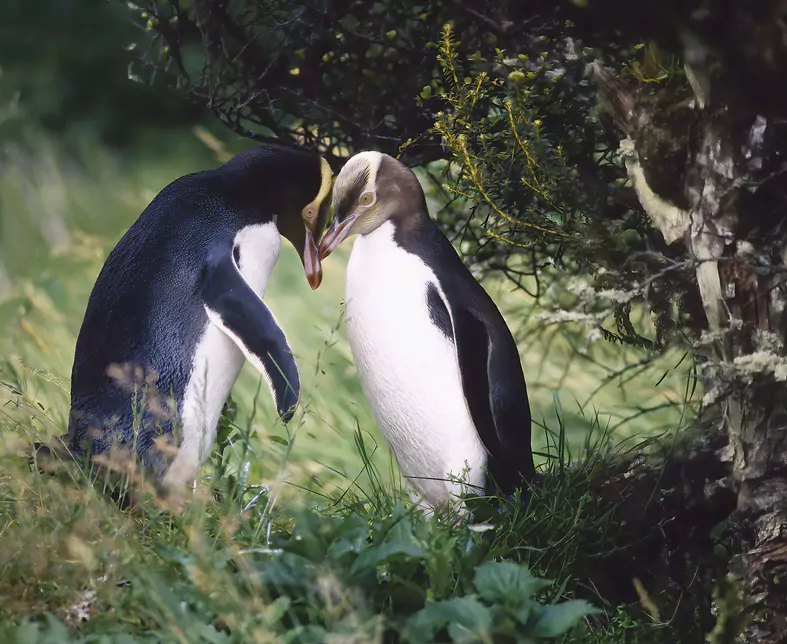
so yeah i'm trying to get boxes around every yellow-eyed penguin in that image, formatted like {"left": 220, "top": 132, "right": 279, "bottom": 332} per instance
{"left": 318, "top": 151, "right": 534, "bottom": 508}
{"left": 62, "top": 144, "right": 332, "bottom": 493}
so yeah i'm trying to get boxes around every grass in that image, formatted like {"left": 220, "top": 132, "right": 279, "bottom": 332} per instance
{"left": 0, "top": 128, "right": 700, "bottom": 641}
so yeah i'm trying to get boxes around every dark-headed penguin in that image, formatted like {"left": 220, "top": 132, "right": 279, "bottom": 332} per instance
{"left": 318, "top": 151, "right": 535, "bottom": 509}
{"left": 62, "top": 144, "right": 332, "bottom": 493}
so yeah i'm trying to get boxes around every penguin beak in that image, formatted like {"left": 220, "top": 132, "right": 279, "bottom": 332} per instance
{"left": 318, "top": 213, "right": 359, "bottom": 261}
{"left": 303, "top": 226, "right": 323, "bottom": 290}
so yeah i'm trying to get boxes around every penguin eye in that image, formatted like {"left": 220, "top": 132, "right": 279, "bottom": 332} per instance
{"left": 302, "top": 204, "right": 317, "bottom": 220}
{"left": 359, "top": 192, "right": 374, "bottom": 206}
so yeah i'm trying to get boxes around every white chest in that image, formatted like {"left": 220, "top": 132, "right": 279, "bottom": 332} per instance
{"left": 164, "top": 222, "right": 281, "bottom": 489}
{"left": 234, "top": 222, "right": 282, "bottom": 297}
{"left": 344, "top": 222, "right": 486, "bottom": 506}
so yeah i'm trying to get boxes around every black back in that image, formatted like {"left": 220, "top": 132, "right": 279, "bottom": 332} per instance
{"left": 66, "top": 145, "right": 323, "bottom": 476}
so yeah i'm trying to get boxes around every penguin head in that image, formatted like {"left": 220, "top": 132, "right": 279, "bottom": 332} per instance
{"left": 274, "top": 153, "right": 333, "bottom": 290}
{"left": 222, "top": 145, "right": 333, "bottom": 289}
{"left": 318, "top": 151, "right": 426, "bottom": 261}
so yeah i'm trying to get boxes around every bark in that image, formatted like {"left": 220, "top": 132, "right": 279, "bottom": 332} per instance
{"left": 592, "top": 5, "right": 787, "bottom": 639}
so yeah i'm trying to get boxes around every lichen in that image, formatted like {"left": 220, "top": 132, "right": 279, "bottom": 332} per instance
{"left": 725, "top": 351, "right": 787, "bottom": 383}
{"left": 565, "top": 277, "right": 637, "bottom": 304}
{"left": 533, "top": 309, "right": 603, "bottom": 325}
{"left": 753, "top": 329, "right": 784, "bottom": 354}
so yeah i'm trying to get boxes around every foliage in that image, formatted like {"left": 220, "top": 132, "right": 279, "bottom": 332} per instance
{"left": 0, "top": 362, "right": 698, "bottom": 642}
{"left": 0, "top": 387, "right": 609, "bottom": 643}
{"left": 127, "top": 0, "right": 588, "bottom": 167}
{"left": 431, "top": 22, "right": 705, "bottom": 359}
{"left": 0, "top": 488, "right": 594, "bottom": 642}
{"left": 0, "top": 370, "right": 715, "bottom": 642}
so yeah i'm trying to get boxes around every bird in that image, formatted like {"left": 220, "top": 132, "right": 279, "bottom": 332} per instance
{"left": 58, "top": 144, "right": 333, "bottom": 494}
{"left": 318, "top": 151, "right": 535, "bottom": 509}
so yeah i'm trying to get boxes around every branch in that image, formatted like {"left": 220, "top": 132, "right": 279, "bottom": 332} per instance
{"left": 617, "top": 138, "right": 690, "bottom": 245}
{"left": 449, "top": 0, "right": 513, "bottom": 35}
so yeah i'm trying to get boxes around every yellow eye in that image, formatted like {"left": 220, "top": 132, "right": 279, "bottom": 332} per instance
{"left": 359, "top": 192, "right": 374, "bottom": 206}
{"left": 302, "top": 204, "right": 317, "bottom": 220}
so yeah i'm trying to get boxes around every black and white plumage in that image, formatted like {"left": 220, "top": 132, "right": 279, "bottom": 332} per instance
{"left": 318, "top": 151, "right": 535, "bottom": 508}
{"left": 63, "top": 144, "right": 332, "bottom": 491}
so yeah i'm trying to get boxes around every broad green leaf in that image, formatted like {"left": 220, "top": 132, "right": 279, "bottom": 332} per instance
{"left": 474, "top": 561, "right": 551, "bottom": 604}
{"left": 284, "top": 511, "right": 333, "bottom": 560}
{"left": 259, "top": 596, "right": 292, "bottom": 626}
{"left": 11, "top": 620, "right": 42, "bottom": 644}
{"left": 187, "top": 622, "right": 232, "bottom": 643}
{"left": 255, "top": 553, "right": 316, "bottom": 590}
{"left": 326, "top": 523, "right": 370, "bottom": 561}
{"left": 13, "top": 615, "right": 71, "bottom": 644}
{"left": 349, "top": 538, "right": 428, "bottom": 577}
{"left": 529, "top": 600, "right": 598, "bottom": 638}
{"left": 407, "top": 597, "right": 492, "bottom": 644}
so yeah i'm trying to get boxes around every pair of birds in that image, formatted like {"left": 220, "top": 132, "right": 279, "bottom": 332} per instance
{"left": 60, "top": 144, "right": 535, "bottom": 509}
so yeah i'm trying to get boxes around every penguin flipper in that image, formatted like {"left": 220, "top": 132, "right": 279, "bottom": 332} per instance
{"left": 429, "top": 284, "right": 534, "bottom": 490}
{"left": 201, "top": 249, "right": 300, "bottom": 422}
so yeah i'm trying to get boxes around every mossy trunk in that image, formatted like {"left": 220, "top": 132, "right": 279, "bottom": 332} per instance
{"left": 590, "top": 4, "right": 787, "bottom": 638}
{"left": 687, "top": 85, "right": 787, "bottom": 644}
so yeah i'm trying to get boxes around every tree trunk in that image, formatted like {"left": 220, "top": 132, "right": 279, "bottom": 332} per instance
{"left": 591, "top": 6, "right": 787, "bottom": 638}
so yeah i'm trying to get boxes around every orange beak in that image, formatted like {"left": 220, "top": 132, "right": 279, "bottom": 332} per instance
{"left": 318, "top": 213, "right": 359, "bottom": 261}
{"left": 303, "top": 227, "right": 323, "bottom": 290}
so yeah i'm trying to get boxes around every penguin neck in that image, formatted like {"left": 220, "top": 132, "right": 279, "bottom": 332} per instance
{"left": 373, "top": 206, "right": 431, "bottom": 244}
{"left": 356, "top": 212, "right": 437, "bottom": 266}
{"left": 360, "top": 219, "right": 397, "bottom": 247}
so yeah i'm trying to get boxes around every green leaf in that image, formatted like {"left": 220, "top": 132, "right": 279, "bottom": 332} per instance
{"left": 407, "top": 597, "right": 492, "bottom": 644}
{"left": 262, "top": 596, "right": 292, "bottom": 625}
{"left": 326, "top": 522, "right": 370, "bottom": 561}
{"left": 188, "top": 622, "right": 232, "bottom": 643}
{"left": 270, "top": 435, "right": 289, "bottom": 446}
{"left": 349, "top": 537, "right": 428, "bottom": 577}
{"left": 474, "top": 561, "right": 551, "bottom": 604}
{"left": 508, "top": 70, "right": 526, "bottom": 85}
{"left": 340, "top": 15, "right": 360, "bottom": 31}
{"left": 366, "top": 43, "right": 384, "bottom": 58}
{"left": 12, "top": 615, "right": 71, "bottom": 644}
{"left": 255, "top": 553, "right": 316, "bottom": 590}
{"left": 11, "top": 620, "right": 42, "bottom": 644}
{"left": 529, "top": 600, "right": 598, "bottom": 638}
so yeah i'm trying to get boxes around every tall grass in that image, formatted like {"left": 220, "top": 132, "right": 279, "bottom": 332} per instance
{"left": 1, "top": 384, "right": 647, "bottom": 642}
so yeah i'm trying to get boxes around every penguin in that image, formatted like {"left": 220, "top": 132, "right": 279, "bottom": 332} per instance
{"left": 318, "top": 151, "right": 535, "bottom": 508}
{"left": 61, "top": 144, "right": 333, "bottom": 493}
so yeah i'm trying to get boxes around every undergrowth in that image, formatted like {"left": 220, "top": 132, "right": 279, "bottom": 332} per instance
{"left": 0, "top": 376, "right": 680, "bottom": 643}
